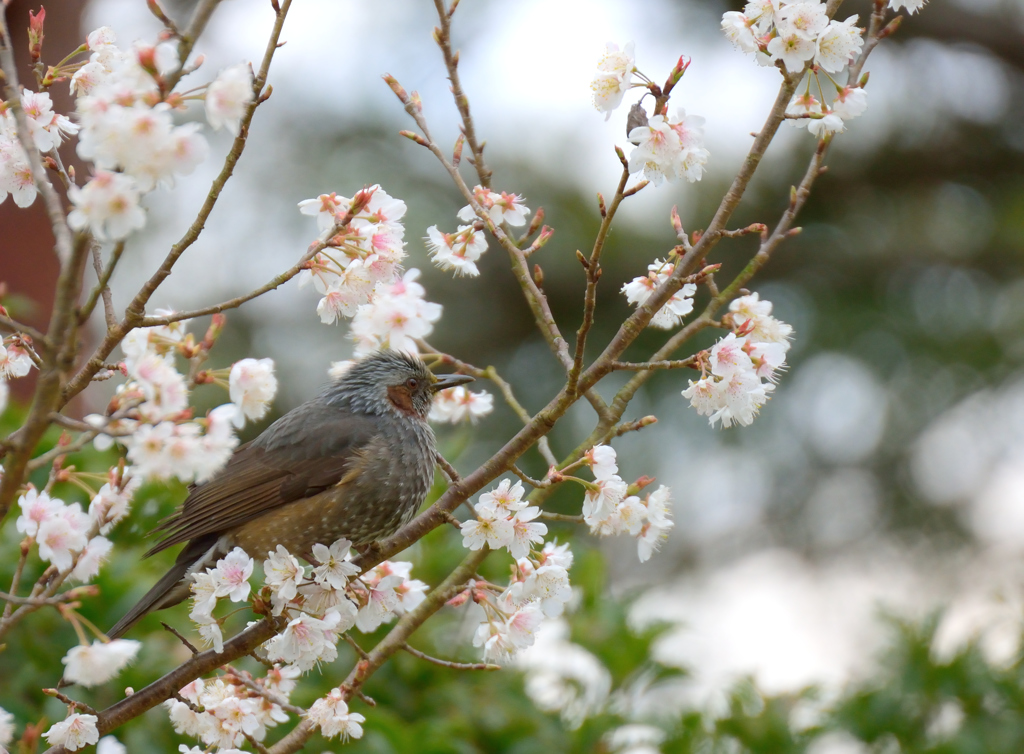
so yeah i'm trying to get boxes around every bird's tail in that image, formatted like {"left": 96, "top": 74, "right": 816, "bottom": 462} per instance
{"left": 106, "top": 559, "right": 193, "bottom": 639}
{"left": 106, "top": 535, "right": 220, "bottom": 639}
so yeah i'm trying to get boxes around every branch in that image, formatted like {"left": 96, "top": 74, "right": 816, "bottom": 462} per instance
{"left": 401, "top": 643, "right": 500, "bottom": 671}
{"left": 42, "top": 618, "right": 285, "bottom": 754}
{"left": 78, "top": 241, "right": 125, "bottom": 328}
{"left": 0, "top": 10, "right": 75, "bottom": 268}
{"left": 58, "top": 0, "right": 293, "bottom": 410}
{"left": 267, "top": 548, "right": 490, "bottom": 754}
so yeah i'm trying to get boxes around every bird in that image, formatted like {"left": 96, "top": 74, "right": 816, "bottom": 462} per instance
{"left": 107, "top": 349, "right": 473, "bottom": 639}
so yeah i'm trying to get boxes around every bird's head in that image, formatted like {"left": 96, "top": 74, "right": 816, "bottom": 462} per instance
{"left": 328, "top": 349, "right": 473, "bottom": 420}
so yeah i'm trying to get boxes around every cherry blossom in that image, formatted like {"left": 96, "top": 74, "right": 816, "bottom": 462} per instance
{"left": 206, "top": 63, "right": 254, "bottom": 135}
{"left": 721, "top": 12, "right": 760, "bottom": 54}
{"left": 307, "top": 688, "right": 366, "bottom": 741}
{"left": 15, "top": 487, "right": 62, "bottom": 537}
{"left": 264, "top": 610, "right": 343, "bottom": 671}
{"left": 264, "top": 545, "right": 304, "bottom": 613}
{"left": 67, "top": 171, "right": 146, "bottom": 241}
{"left": 37, "top": 503, "right": 90, "bottom": 572}
{"left": 72, "top": 535, "right": 114, "bottom": 581}
{"left": 61, "top": 639, "right": 141, "bottom": 687}
{"left": 426, "top": 224, "right": 489, "bottom": 277}
{"left": 20, "top": 88, "right": 79, "bottom": 152}
{"left": 628, "top": 109, "right": 709, "bottom": 185}
{"left": 461, "top": 505, "right": 515, "bottom": 552}
{"left": 350, "top": 269, "right": 442, "bottom": 356}
{"left": 591, "top": 42, "right": 635, "bottom": 118}
{"left": 620, "top": 258, "right": 697, "bottom": 329}
{"left": 509, "top": 507, "right": 548, "bottom": 559}
{"left": 429, "top": 385, "right": 494, "bottom": 423}
{"left": 815, "top": 16, "right": 864, "bottom": 73}
{"left": 311, "top": 539, "right": 360, "bottom": 590}
{"left": 44, "top": 713, "right": 99, "bottom": 751}
{"left": 457, "top": 186, "right": 531, "bottom": 227}
{"left": 210, "top": 547, "right": 255, "bottom": 602}
{"left": 479, "top": 478, "right": 527, "bottom": 515}
{"left": 229, "top": 357, "right": 278, "bottom": 425}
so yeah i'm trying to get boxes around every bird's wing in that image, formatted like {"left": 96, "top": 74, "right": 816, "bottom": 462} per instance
{"left": 145, "top": 404, "right": 380, "bottom": 557}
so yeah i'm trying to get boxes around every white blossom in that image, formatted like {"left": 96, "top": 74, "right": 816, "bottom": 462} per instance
{"left": 815, "top": 16, "right": 864, "bottom": 73}
{"left": 206, "top": 63, "right": 253, "bottom": 135}
{"left": 20, "top": 88, "right": 79, "bottom": 152}
{"left": 61, "top": 639, "right": 141, "bottom": 687}
{"left": 461, "top": 508, "right": 515, "bottom": 552}
{"left": 479, "top": 478, "right": 527, "bottom": 515}
{"left": 766, "top": 32, "right": 817, "bottom": 72}
{"left": 721, "top": 12, "right": 760, "bottom": 53}
{"left": 350, "top": 269, "right": 442, "bottom": 356}
{"left": 311, "top": 539, "right": 360, "bottom": 590}
{"left": 229, "top": 357, "right": 278, "bottom": 425}
{"left": 457, "top": 186, "right": 531, "bottom": 227}
{"left": 620, "top": 258, "right": 697, "bottom": 329}
{"left": 591, "top": 41, "right": 635, "bottom": 118}
{"left": 210, "top": 547, "right": 254, "bottom": 602}
{"left": 264, "top": 545, "right": 304, "bottom": 614}
{"left": 15, "top": 487, "right": 62, "bottom": 537}
{"left": 429, "top": 385, "right": 494, "bottom": 423}
{"left": 832, "top": 86, "right": 868, "bottom": 120}
{"left": 425, "top": 224, "right": 488, "bottom": 277}
{"left": 44, "top": 713, "right": 99, "bottom": 752}
{"left": 775, "top": 1, "right": 829, "bottom": 39}
{"left": 67, "top": 171, "right": 146, "bottom": 241}
{"left": 37, "top": 503, "right": 90, "bottom": 572}
{"left": 72, "top": 535, "right": 113, "bottom": 581}
{"left": 0, "top": 342, "right": 33, "bottom": 378}
{"left": 306, "top": 688, "right": 366, "bottom": 741}
{"left": 264, "top": 611, "right": 342, "bottom": 671}
{"left": 517, "top": 620, "right": 611, "bottom": 728}
{"left": 355, "top": 573, "right": 403, "bottom": 632}
{"left": 509, "top": 507, "right": 547, "bottom": 559}
{"left": 628, "top": 109, "right": 708, "bottom": 185}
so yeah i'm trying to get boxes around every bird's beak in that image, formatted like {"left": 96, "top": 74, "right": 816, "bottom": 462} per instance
{"left": 432, "top": 373, "right": 475, "bottom": 391}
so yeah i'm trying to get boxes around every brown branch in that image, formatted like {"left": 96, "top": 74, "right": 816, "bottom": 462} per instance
{"left": 58, "top": 0, "right": 293, "bottom": 410}
{"left": 42, "top": 618, "right": 285, "bottom": 754}
{"left": 0, "top": 11, "right": 75, "bottom": 268}
{"left": 568, "top": 161, "right": 631, "bottom": 397}
{"left": 267, "top": 549, "right": 490, "bottom": 754}
{"left": 0, "top": 313, "right": 48, "bottom": 344}
{"left": 79, "top": 241, "right": 125, "bottom": 329}
{"left": 611, "top": 357, "right": 700, "bottom": 372}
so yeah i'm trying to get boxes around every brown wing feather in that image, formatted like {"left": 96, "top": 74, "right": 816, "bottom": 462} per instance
{"left": 145, "top": 405, "right": 379, "bottom": 557}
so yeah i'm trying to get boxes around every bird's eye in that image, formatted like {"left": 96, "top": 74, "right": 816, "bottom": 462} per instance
{"left": 406, "top": 377, "right": 419, "bottom": 391}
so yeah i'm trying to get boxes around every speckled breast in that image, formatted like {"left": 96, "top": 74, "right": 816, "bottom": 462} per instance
{"left": 232, "top": 418, "right": 436, "bottom": 558}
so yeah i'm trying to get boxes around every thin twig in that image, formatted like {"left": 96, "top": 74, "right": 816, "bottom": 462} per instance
{"left": 43, "top": 689, "right": 98, "bottom": 716}
{"left": 402, "top": 643, "right": 500, "bottom": 671}
{"left": 435, "top": 453, "right": 461, "bottom": 484}
{"left": 611, "top": 357, "right": 700, "bottom": 372}
{"left": 161, "top": 622, "right": 199, "bottom": 654}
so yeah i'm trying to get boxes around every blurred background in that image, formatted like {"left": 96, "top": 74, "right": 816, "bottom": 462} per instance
{"left": 4, "top": 0, "right": 1024, "bottom": 751}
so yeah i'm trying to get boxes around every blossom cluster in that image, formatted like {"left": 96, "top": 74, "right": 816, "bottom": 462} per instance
{"left": 582, "top": 445, "right": 675, "bottom": 562}
{"left": 164, "top": 666, "right": 300, "bottom": 750}
{"left": 187, "top": 541, "right": 425, "bottom": 671}
{"left": 429, "top": 385, "right": 495, "bottom": 424}
{"left": 722, "top": 2, "right": 864, "bottom": 74}
{"left": 721, "top": 2, "right": 872, "bottom": 136}
{"left": 682, "top": 292, "right": 792, "bottom": 428}
{"left": 15, "top": 468, "right": 134, "bottom": 578}
{"left": 461, "top": 479, "right": 548, "bottom": 559}
{"left": 2, "top": 24, "right": 255, "bottom": 242}
{"left": 424, "top": 185, "right": 530, "bottom": 277}
{"left": 89, "top": 321, "right": 273, "bottom": 484}
{"left": 298, "top": 186, "right": 444, "bottom": 356}
{"left": 621, "top": 257, "right": 697, "bottom": 329}
{"left": 590, "top": 43, "right": 709, "bottom": 186}
{"left": 471, "top": 541, "right": 575, "bottom": 664}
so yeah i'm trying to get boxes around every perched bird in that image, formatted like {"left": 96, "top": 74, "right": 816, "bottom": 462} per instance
{"left": 107, "top": 349, "right": 472, "bottom": 639}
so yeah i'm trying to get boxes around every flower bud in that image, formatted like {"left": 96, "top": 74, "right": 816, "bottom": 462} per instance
{"left": 28, "top": 7, "right": 45, "bottom": 62}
